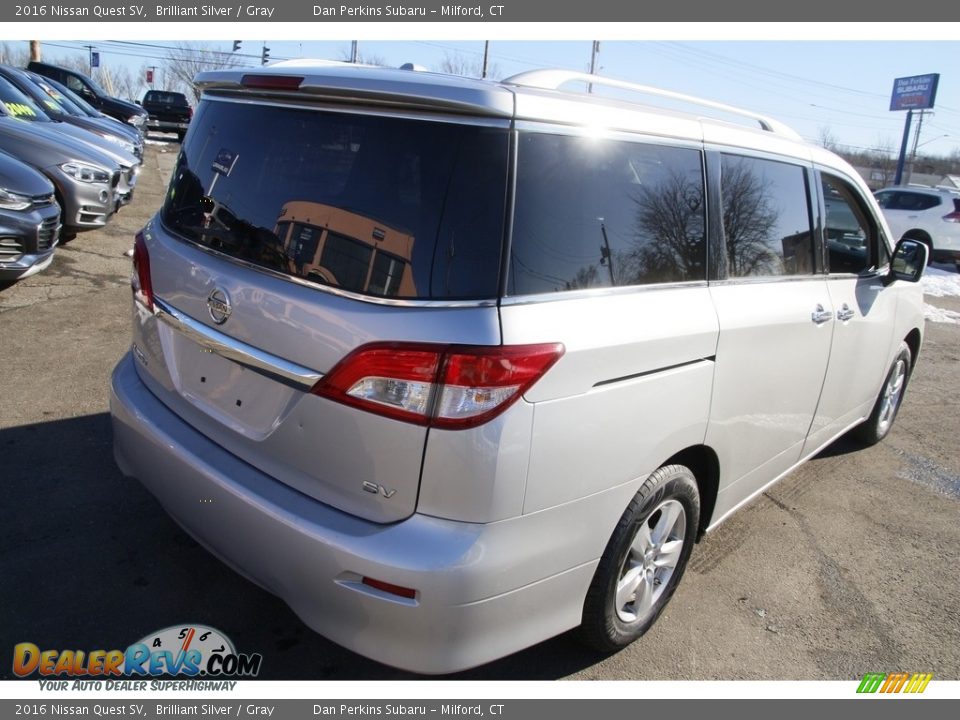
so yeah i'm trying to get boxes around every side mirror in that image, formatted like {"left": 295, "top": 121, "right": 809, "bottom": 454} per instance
{"left": 887, "top": 237, "right": 928, "bottom": 284}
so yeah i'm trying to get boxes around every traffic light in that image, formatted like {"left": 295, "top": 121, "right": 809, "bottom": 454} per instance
{"left": 232, "top": 40, "right": 242, "bottom": 52}
{"left": 261, "top": 46, "right": 270, "bottom": 65}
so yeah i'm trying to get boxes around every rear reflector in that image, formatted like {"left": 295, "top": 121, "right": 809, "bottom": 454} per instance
{"left": 131, "top": 231, "right": 153, "bottom": 311}
{"left": 312, "top": 342, "right": 564, "bottom": 430}
{"left": 240, "top": 74, "right": 303, "bottom": 90}
{"left": 361, "top": 577, "right": 417, "bottom": 600}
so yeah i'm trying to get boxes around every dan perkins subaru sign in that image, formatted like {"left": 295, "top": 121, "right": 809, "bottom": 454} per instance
{"left": 890, "top": 74, "right": 940, "bottom": 111}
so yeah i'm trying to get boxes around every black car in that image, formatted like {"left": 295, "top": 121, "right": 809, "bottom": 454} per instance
{"left": 27, "top": 61, "right": 147, "bottom": 133}
{"left": 141, "top": 90, "right": 192, "bottom": 142}
{"left": 0, "top": 149, "right": 60, "bottom": 285}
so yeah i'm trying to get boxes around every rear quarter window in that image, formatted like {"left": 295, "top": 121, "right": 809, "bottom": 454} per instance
{"left": 507, "top": 132, "right": 706, "bottom": 296}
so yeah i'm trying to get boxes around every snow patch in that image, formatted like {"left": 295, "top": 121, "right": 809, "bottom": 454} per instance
{"left": 922, "top": 266, "right": 960, "bottom": 299}
{"left": 924, "top": 303, "right": 960, "bottom": 325}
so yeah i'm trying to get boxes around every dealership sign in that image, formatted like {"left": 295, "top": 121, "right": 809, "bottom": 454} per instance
{"left": 889, "top": 74, "right": 940, "bottom": 111}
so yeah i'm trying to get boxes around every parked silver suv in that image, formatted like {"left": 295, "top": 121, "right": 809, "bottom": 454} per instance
{"left": 110, "top": 64, "right": 928, "bottom": 673}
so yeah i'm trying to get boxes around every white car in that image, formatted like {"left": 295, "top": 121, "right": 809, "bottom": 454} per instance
{"left": 875, "top": 186, "right": 960, "bottom": 269}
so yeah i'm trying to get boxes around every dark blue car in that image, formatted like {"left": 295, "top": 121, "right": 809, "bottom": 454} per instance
{"left": 0, "top": 149, "right": 60, "bottom": 284}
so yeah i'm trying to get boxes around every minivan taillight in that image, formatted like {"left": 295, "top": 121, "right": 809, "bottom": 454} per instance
{"left": 312, "top": 342, "right": 565, "bottom": 430}
{"left": 944, "top": 199, "right": 960, "bottom": 223}
{"left": 131, "top": 231, "right": 153, "bottom": 311}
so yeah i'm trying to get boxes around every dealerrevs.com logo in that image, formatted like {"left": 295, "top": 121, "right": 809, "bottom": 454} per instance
{"left": 13, "top": 625, "right": 262, "bottom": 681}
{"left": 856, "top": 672, "right": 933, "bottom": 694}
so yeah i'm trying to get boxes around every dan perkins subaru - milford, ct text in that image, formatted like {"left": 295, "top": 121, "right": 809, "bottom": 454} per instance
{"left": 313, "top": 5, "right": 504, "bottom": 16}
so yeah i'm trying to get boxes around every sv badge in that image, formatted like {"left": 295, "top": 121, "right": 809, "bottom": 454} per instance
{"left": 362, "top": 481, "right": 397, "bottom": 499}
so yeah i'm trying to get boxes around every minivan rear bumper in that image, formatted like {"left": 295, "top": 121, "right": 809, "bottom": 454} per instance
{"left": 110, "top": 353, "right": 597, "bottom": 674}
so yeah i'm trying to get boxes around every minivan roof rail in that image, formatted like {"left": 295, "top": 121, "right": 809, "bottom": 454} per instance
{"left": 502, "top": 69, "right": 803, "bottom": 141}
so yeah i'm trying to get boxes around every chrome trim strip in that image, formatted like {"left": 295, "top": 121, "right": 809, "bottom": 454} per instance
{"left": 152, "top": 298, "right": 323, "bottom": 391}
{"left": 592, "top": 356, "right": 716, "bottom": 388}
{"left": 158, "top": 224, "right": 499, "bottom": 309}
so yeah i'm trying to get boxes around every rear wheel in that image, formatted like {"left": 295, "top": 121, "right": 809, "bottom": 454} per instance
{"left": 579, "top": 464, "right": 699, "bottom": 652}
{"left": 854, "top": 341, "right": 912, "bottom": 446}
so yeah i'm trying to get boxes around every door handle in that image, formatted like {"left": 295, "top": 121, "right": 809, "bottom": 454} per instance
{"left": 811, "top": 304, "right": 834, "bottom": 324}
{"left": 837, "top": 304, "right": 855, "bottom": 322}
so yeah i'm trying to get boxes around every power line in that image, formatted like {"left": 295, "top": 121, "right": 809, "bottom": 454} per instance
{"left": 655, "top": 41, "right": 887, "bottom": 99}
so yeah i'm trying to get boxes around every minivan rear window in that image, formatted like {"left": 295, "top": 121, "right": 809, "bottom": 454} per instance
{"left": 162, "top": 99, "right": 509, "bottom": 300}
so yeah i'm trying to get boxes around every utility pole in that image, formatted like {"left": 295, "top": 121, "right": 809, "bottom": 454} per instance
{"left": 482, "top": 41, "right": 489, "bottom": 79}
{"left": 83, "top": 44, "right": 96, "bottom": 75}
{"left": 893, "top": 110, "right": 913, "bottom": 186}
{"left": 350, "top": 41, "right": 359, "bottom": 64}
{"left": 29, "top": 40, "right": 41, "bottom": 62}
{"left": 904, "top": 109, "right": 927, "bottom": 186}
{"left": 588, "top": 41, "right": 600, "bottom": 93}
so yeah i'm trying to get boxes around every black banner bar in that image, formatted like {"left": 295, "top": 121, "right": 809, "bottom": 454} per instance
{"left": 2, "top": 700, "right": 960, "bottom": 720}
{"left": 2, "top": 0, "right": 959, "bottom": 22}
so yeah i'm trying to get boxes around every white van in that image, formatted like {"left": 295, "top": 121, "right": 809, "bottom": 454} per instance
{"left": 110, "top": 65, "right": 927, "bottom": 673}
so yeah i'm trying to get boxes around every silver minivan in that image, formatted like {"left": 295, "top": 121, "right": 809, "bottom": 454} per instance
{"left": 110, "top": 64, "right": 927, "bottom": 674}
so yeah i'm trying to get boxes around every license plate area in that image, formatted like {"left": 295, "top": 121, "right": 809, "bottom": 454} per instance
{"left": 171, "top": 334, "right": 299, "bottom": 441}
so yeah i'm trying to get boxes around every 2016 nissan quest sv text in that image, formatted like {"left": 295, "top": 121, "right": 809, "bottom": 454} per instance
{"left": 110, "top": 64, "right": 928, "bottom": 673}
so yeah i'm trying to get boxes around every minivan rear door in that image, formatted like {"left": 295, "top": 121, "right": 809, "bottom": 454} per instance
{"left": 134, "top": 94, "right": 511, "bottom": 524}
{"left": 705, "top": 152, "right": 834, "bottom": 522}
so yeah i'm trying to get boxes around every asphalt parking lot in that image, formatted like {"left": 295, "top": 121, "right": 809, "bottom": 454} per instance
{"left": 2, "top": 143, "right": 959, "bottom": 681}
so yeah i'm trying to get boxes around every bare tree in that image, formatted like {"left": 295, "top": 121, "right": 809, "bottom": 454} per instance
{"left": 720, "top": 160, "right": 780, "bottom": 277}
{"left": 817, "top": 126, "right": 839, "bottom": 152}
{"left": 109, "top": 66, "right": 141, "bottom": 102}
{"left": 437, "top": 52, "right": 500, "bottom": 80}
{"left": 626, "top": 170, "right": 706, "bottom": 283}
{"left": 0, "top": 41, "right": 30, "bottom": 66}
{"left": 871, "top": 135, "right": 897, "bottom": 186}
{"left": 96, "top": 65, "right": 118, "bottom": 95}
{"left": 163, "top": 42, "right": 247, "bottom": 103}
{"left": 336, "top": 48, "right": 388, "bottom": 67}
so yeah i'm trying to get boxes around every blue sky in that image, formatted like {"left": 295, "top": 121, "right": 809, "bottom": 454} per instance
{"left": 17, "top": 38, "right": 960, "bottom": 158}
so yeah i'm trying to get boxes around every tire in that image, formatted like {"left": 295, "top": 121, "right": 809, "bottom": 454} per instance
{"left": 853, "top": 341, "right": 912, "bottom": 446}
{"left": 579, "top": 464, "right": 700, "bottom": 653}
